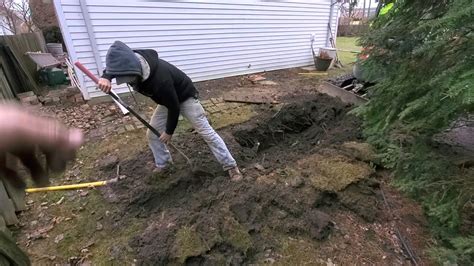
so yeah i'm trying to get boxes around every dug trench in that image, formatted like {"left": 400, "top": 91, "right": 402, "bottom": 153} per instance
{"left": 99, "top": 94, "right": 385, "bottom": 264}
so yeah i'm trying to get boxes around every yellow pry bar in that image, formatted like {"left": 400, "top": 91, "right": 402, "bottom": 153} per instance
{"left": 25, "top": 180, "right": 110, "bottom": 193}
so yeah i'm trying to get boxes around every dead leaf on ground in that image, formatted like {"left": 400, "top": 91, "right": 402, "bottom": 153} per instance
{"left": 54, "top": 197, "right": 65, "bottom": 205}
{"left": 39, "top": 255, "right": 56, "bottom": 261}
{"left": 247, "top": 74, "right": 266, "bottom": 83}
{"left": 54, "top": 234, "right": 64, "bottom": 244}
{"left": 27, "top": 224, "right": 55, "bottom": 240}
{"left": 82, "top": 240, "right": 95, "bottom": 250}
{"left": 254, "top": 163, "right": 265, "bottom": 171}
{"left": 52, "top": 216, "right": 65, "bottom": 225}
{"left": 96, "top": 222, "right": 103, "bottom": 231}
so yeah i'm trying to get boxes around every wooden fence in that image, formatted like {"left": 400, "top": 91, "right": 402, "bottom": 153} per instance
{"left": 338, "top": 17, "right": 370, "bottom": 37}
{"left": 338, "top": 24, "right": 369, "bottom": 37}
{"left": 0, "top": 33, "right": 49, "bottom": 229}
{"left": 0, "top": 44, "right": 26, "bottom": 100}
{"left": 0, "top": 156, "right": 26, "bottom": 228}
{"left": 0, "top": 32, "right": 46, "bottom": 100}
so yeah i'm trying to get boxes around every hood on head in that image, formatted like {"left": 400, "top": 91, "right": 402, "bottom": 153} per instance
{"left": 105, "top": 41, "right": 142, "bottom": 78}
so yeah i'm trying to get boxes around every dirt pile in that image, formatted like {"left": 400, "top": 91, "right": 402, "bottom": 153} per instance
{"left": 233, "top": 95, "right": 362, "bottom": 152}
{"left": 106, "top": 168, "right": 335, "bottom": 264}
{"left": 102, "top": 95, "right": 380, "bottom": 264}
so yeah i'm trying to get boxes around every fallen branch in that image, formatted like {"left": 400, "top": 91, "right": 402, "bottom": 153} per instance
{"left": 380, "top": 187, "right": 419, "bottom": 265}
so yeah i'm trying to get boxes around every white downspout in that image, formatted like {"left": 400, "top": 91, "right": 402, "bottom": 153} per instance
{"left": 79, "top": 0, "right": 103, "bottom": 75}
{"left": 325, "top": 0, "right": 336, "bottom": 47}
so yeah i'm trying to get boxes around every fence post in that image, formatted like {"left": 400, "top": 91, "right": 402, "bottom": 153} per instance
{"left": 2, "top": 180, "right": 26, "bottom": 213}
{"left": 34, "top": 31, "right": 47, "bottom": 53}
{"left": 0, "top": 180, "right": 19, "bottom": 226}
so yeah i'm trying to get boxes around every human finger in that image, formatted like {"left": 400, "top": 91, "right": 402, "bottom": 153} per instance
{"left": 44, "top": 149, "right": 76, "bottom": 173}
{"left": 159, "top": 135, "right": 168, "bottom": 144}
{"left": 13, "top": 151, "right": 49, "bottom": 187}
{"left": 0, "top": 105, "right": 83, "bottom": 153}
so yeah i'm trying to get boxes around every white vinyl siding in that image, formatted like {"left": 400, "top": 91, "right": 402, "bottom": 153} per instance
{"left": 54, "top": 0, "right": 338, "bottom": 99}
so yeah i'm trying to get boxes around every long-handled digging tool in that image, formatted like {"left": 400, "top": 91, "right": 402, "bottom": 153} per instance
{"left": 74, "top": 61, "right": 193, "bottom": 167}
{"left": 25, "top": 178, "right": 118, "bottom": 193}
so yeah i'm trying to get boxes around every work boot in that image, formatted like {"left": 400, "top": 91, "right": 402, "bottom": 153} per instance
{"left": 152, "top": 166, "right": 167, "bottom": 173}
{"left": 148, "top": 161, "right": 172, "bottom": 172}
{"left": 228, "top": 167, "right": 243, "bottom": 182}
{"left": 150, "top": 162, "right": 173, "bottom": 177}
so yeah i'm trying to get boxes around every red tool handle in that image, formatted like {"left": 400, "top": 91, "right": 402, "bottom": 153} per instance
{"left": 74, "top": 61, "right": 99, "bottom": 84}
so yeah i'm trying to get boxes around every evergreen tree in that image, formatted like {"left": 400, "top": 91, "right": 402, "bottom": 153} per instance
{"left": 357, "top": 0, "right": 473, "bottom": 263}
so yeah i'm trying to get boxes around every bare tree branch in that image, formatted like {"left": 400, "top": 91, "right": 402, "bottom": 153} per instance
{"left": 1, "top": 0, "right": 18, "bottom": 34}
{"left": 1, "top": 0, "right": 36, "bottom": 34}
{"left": 13, "top": 0, "right": 35, "bottom": 33}
{"left": 346, "top": 0, "right": 359, "bottom": 18}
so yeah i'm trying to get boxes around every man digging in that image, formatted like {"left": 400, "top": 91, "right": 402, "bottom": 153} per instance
{"left": 98, "top": 41, "right": 243, "bottom": 181}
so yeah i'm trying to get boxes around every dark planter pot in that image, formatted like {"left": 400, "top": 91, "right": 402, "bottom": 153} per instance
{"left": 314, "top": 56, "right": 333, "bottom": 71}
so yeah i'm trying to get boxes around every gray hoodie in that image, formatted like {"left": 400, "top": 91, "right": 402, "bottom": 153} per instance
{"left": 103, "top": 41, "right": 142, "bottom": 78}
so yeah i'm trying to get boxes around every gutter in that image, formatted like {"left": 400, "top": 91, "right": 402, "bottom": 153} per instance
{"left": 325, "top": 0, "right": 337, "bottom": 47}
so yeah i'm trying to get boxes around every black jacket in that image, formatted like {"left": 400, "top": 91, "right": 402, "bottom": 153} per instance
{"left": 103, "top": 49, "right": 198, "bottom": 135}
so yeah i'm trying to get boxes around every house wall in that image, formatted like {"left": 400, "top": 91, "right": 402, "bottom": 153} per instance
{"left": 54, "top": 0, "right": 339, "bottom": 99}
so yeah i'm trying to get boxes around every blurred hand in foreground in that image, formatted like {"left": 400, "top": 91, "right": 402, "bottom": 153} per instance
{"left": 0, "top": 103, "right": 83, "bottom": 188}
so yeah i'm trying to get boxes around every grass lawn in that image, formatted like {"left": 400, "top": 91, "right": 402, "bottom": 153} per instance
{"left": 336, "top": 37, "right": 362, "bottom": 65}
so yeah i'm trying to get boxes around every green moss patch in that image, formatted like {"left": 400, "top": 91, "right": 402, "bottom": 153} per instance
{"left": 221, "top": 217, "right": 252, "bottom": 253}
{"left": 172, "top": 226, "right": 207, "bottom": 263}
{"left": 295, "top": 153, "right": 374, "bottom": 192}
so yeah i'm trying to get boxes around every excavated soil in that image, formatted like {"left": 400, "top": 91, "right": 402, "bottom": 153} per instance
{"left": 100, "top": 94, "right": 383, "bottom": 264}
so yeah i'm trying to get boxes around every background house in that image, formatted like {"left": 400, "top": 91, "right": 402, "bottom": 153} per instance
{"left": 53, "top": 0, "right": 339, "bottom": 100}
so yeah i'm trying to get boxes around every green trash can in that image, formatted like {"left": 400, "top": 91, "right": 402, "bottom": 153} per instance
{"left": 39, "top": 68, "right": 67, "bottom": 86}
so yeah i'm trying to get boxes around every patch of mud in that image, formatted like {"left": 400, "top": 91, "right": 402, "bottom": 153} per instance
{"left": 101, "top": 95, "right": 383, "bottom": 264}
